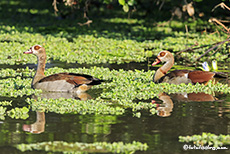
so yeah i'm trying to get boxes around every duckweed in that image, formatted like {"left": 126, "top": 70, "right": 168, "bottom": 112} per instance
{"left": 0, "top": 77, "right": 41, "bottom": 97}
{"left": 0, "top": 102, "right": 29, "bottom": 120}
{"left": 0, "top": 106, "right": 7, "bottom": 115}
{"left": 0, "top": 67, "right": 33, "bottom": 78}
{"left": 16, "top": 141, "right": 148, "bottom": 153}
{"left": 0, "top": 67, "right": 229, "bottom": 117}
{"left": 7, "top": 107, "right": 29, "bottom": 119}
{"left": 0, "top": 106, "right": 7, "bottom": 120}
{"left": 0, "top": 25, "right": 229, "bottom": 66}
{"left": 27, "top": 97, "right": 125, "bottom": 115}
{"left": 0, "top": 33, "right": 149, "bottom": 65}
{"left": 0, "top": 101, "right": 12, "bottom": 106}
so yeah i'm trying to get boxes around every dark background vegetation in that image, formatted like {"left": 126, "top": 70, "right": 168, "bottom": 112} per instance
{"left": 1, "top": 0, "right": 230, "bottom": 37}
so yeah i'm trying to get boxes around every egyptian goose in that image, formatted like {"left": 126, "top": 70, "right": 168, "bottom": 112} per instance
{"left": 24, "top": 45, "right": 102, "bottom": 93}
{"left": 152, "top": 51, "right": 215, "bottom": 84}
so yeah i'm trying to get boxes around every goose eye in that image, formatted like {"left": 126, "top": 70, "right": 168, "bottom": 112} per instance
{"left": 159, "top": 52, "right": 166, "bottom": 57}
{"left": 34, "top": 45, "right": 41, "bottom": 50}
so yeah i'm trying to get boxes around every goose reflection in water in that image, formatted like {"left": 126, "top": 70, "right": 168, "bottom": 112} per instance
{"left": 37, "top": 91, "right": 92, "bottom": 100}
{"left": 153, "top": 92, "right": 218, "bottom": 117}
{"left": 23, "top": 91, "right": 91, "bottom": 134}
{"left": 23, "top": 112, "right": 45, "bottom": 134}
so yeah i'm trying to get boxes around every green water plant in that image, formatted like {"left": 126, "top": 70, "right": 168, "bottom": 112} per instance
{"left": 7, "top": 107, "right": 29, "bottom": 119}
{"left": 0, "top": 24, "right": 229, "bottom": 66}
{"left": 0, "top": 101, "right": 12, "bottom": 120}
{"left": 1, "top": 67, "right": 230, "bottom": 117}
{"left": 0, "top": 106, "right": 7, "bottom": 115}
{"left": 0, "top": 77, "right": 41, "bottom": 97}
{"left": 26, "top": 67, "right": 230, "bottom": 116}
{"left": 0, "top": 100, "right": 29, "bottom": 120}
{"left": 27, "top": 97, "right": 125, "bottom": 115}
{"left": 0, "top": 32, "right": 149, "bottom": 65}
{"left": 179, "top": 132, "right": 230, "bottom": 147}
{"left": 0, "top": 67, "right": 33, "bottom": 78}
{"left": 15, "top": 141, "right": 148, "bottom": 153}
{"left": 0, "top": 106, "right": 7, "bottom": 120}
{"left": 0, "top": 101, "right": 12, "bottom": 106}
{"left": 0, "top": 106, "right": 30, "bottom": 120}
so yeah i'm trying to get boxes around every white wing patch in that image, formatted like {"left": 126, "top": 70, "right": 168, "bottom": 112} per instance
{"left": 184, "top": 73, "right": 188, "bottom": 78}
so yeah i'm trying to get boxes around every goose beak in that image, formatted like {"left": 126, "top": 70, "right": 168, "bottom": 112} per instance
{"left": 152, "top": 57, "right": 161, "bottom": 66}
{"left": 23, "top": 48, "right": 33, "bottom": 54}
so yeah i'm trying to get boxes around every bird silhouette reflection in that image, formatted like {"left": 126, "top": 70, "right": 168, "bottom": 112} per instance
{"left": 23, "top": 91, "right": 91, "bottom": 134}
{"left": 154, "top": 92, "right": 217, "bottom": 117}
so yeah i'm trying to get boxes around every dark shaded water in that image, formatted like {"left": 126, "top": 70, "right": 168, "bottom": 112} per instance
{"left": 0, "top": 62, "right": 230, "bottom": 154}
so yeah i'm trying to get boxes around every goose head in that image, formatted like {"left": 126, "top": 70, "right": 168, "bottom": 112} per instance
{"left": 23, "top": 45, "right": 45, "bottom": 57}
{"left": 152, "top": 50, "right": 174, "bottom": 66}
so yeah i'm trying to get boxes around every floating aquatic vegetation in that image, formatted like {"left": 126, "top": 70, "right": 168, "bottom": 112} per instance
{"left": 0, "top": 25, "right": 229, "bottom": 66}
{"left": 0, "top": 106, "right": 7, "bottom": 120}
{"left": 0, "top": 67, "right": 229, "bottom": 117}
{"left": 0, "top": 106, "right": 7, "bottom": 116}
{"left": 0, "top": 100, "right": 12, "bottom": 106}
{"left": 7, "top": 107, "right": 29, "bottom": 119}
{"left": 0, "top": 101, "right": 11, "bottom": 120}
{"left": 0, "top": 101, "right": 29, "bottom": 120}
{"left": 27, "top": 97, "right": 125, "bottom": 115}
{"left": 0, "top": 77, "right": 40, "bottom": 97}
{"left": 179, "top": 132, "right": 230, "bottom": 147}
{"left": 15, "top": 141, "right": 148, "bottom": 153}
{"left": 0, "top": 67, "right": 33, "bottom": 78}
{"left": 0, "top": 32, "right": 149, "bottom": 65}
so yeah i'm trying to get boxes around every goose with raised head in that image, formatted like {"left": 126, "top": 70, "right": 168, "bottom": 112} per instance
{"left": 24, "top": 45, "right": 102, "bottom": 93}
{"left": 152, "top": 50, "right": 215, "bottom": 84}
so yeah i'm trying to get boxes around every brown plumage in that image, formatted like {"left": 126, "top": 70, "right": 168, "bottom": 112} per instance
{"left": 24, "top": 45, "right": 103, "bottom": 93}
{"left": 38, "top": 73, "right": 98, "bottom": 85}
{"left": 152, "top": 51, "right": 215, "bottom": 84}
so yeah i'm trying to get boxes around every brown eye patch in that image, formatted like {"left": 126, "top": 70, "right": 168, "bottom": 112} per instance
{"left": 159, "top": 52, "right": 166, "bottom": 57}
{"left": 34, "top": 45, "right": 41, "bottom": 50}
